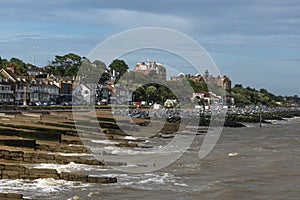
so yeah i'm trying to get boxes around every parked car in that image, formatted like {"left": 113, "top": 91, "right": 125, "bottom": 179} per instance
{"left": 28, "top": 102, "right": 36, "bottom": 106}
{"left": 42, "top": 102, "right": 49, "bottom": 106}
{"left": 100, "top": 99, "right": 108, "bottom": 105}
{"left": 60, "top": 101, "right": 72, "bottom": 106}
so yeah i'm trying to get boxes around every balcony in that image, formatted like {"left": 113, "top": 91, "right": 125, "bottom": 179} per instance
{"left": 1, "top": 98, "right": 14, "bottom": 103}
{"left": 0, "top": 90, "right": 14, "bottom": 94}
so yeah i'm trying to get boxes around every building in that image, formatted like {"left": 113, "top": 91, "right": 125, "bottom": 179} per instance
{"left": 133, "top": 61, "right": 166, "bottom": 80}
{"left": 203, "top": 70, "right": 231, "bottom": 90}
{"left": 56, "top": 77, "right": 74, "bottom": 103}
{"left": 170, "top": 70, "right": 232, "bottom": 90}
{"left": 27, "top": 65, "right": 46, "bottom": 77}
{"left": 192, "top": 90, "right": 221, "bottom": 105}
{"left": 0, "top": 78, "right": 14, "bottom": 104}
{"left": 0, "top": 67, "right": 60, "bottom": 105}
{"left": 170, "top": 73, "right": 205, "bottom": 82}
{"left": 28, "top": 79, "right": 59, "bottom": 103}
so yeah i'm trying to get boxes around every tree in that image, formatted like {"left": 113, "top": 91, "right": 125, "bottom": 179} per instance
{"left": 9, "top": 57, "right": 27, "bottom": 75}
{"left": 133, "top": 86, "right": 146, "bottom": 102}
{"left": 148, "top": 70, "right": 157, "bottom": 78}
{"left": 77, "top": 59, "right": 107, "bottom": 84}
{"left": 108, "top": 59, "right": 128, "bottom": 82}
{"left": 146, "top": 85, "right": 158, "bottom": 103}
{"left": 185, "top": 78, "right": 208, "bottom": 92}
{"left": 0, "top": 57, "right": 8, "bottom": 69}
{"left": 46, "top": 53, "right": 82, "bottom": 77}
{"left": 98, "top": 71, "right": 111, "bottom": 84}
{"left": 64, "top": 65, "right": 79, "bottom": 76}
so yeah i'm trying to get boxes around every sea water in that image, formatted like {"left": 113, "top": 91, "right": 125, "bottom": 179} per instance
{"left": 1, "top": 118, "right": 299, "bottom": 199}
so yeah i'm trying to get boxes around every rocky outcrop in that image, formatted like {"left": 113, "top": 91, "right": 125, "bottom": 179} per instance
{"left": 0, "top": 164, "right": 117, "bottom": 184}
{"left": 0, "top": 139, "right": 36, "bottom": 148}
{"left": 0, "top": 193, "right": 23, "bottom": 200}
{"left": 0, "top": 149, "right": 104, "bottom": 165}
{"left": 36, "top": 144, "right": 88, "bottom": 153}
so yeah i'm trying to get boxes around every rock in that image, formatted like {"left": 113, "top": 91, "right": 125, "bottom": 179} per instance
{"left": 87, "top": 176, "right": 117, "bottom": 184}
{"left": 60, "top": 172, "right": 88, "bottom": 182}
{"left": 2, "top": 170, "right": 20, "bottom": 179}
{"left": 68, "top": 195, "right": 82, "bottom": 200}
{"left": 0, "top": 193, "right": 23, "bottom": 199}
{"left": 27, "top": 168, "right": 59, "bottom": 179}
{"left": 4, "top": 165, "right": 26, "bottom": 173}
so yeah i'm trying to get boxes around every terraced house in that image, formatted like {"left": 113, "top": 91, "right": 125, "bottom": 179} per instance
{"left": 0, "top": 78, "right": 14, "bottom": 104}
{"left": 0, "top": 66, "right": 60, "bottom": 105}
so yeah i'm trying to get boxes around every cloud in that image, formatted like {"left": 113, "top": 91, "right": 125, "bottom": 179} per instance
{"left": 51, "top": 8, "right": 192, "bottom": 31}
{"left": 0, "top": 34, "right": 54, "bottom": 43}
{"left": 0, "top": 0, "right": 299, "bottom": 95}
{"left": 1, "top": 0, "right": 300, "bottom": 36}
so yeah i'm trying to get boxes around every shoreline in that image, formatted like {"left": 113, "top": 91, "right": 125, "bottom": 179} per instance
{"left": 0, "top": 108, "right": 299, "bottom": 198}
{"left": 0, "top": 110, "right": 119, "bottom": 199}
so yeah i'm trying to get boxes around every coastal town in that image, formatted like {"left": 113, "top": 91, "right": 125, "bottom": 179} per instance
{"left": 1, "top": 55, "right": 298, "bottom": 109}
{"left": 1, "top": 1, "right": 299, "bottom": 200}
{"left": 0, "top": 56, "right": 233, "bottom": 107}
{"left": 0, "top": 55, "right": 299, "bottom": 199}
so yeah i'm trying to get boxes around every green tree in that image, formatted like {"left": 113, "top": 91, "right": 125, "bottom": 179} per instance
{"left": 146, "top": 85, "right": 158, "bottom": 103}
{"left": 64, "top": 65, "right": 79, "bottom": 76}
{"left": 9, "top": 57, "right": 27, "bottom": 75}
{"left": 108, "top": 59, "right": 128, "bottom": 82}
{"left": 77, "top": 59, "right": 107, "bottom": 84}
{"left": 0, "top": 57, "right": 8, "bottom": 69}
{"left": 185, "top": 78, "right": 208, "bottom": 92}
{"left": 46, "top": 53, "right": 82, "bottom": 77}
{"left": 133, "top": 86, "right": 146, "bottom": 102}
{"left": 148, "top": 70, "right": 158, "bottom": 78}
{"left": 99, "top": 71, "right": 111, "bottom": 84}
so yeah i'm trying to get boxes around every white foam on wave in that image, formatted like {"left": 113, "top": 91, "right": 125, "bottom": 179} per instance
{"left": 47, "top": 152, "right": 92, "bottom": 157}
{"left": 29, "top": 162, "right": 107, "bottom": 173}
{"left": 102, "top": 146, "right": 152, "bottom": 155}
{"left": 124, "top": 136, "right": 144, "bottom": 140}
{"left": 228, "top": 152, "right": 239, "bottom": 157}
{"left": 174, "top": 182, "right": 189, "bottom": 187}
{"left": 96, "top": 172, "right": 188, "bottom": 191}
{"left": 100, "top": 145, "right": 183, "bottom": 156}
{"left": 124, "top": 136, "right": 138, "bottom": 140}
{"left": 91, "top": 140, "right": 119, "bottom": 145}
{"left": 58, "top": 153, "right": 92, "bottom": 157}
{"left": 138, "top": 173, "right": 176, "bottom": 185}
{"left": 0, "top": 178, "right": 91, "bottom": 198}
{"left": 68, "top": 144, "right": 84, "bottom": 147}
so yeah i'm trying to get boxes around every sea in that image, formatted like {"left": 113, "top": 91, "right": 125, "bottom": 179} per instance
{"left": 0, "top": 117, "right": 299, "bottom": 200}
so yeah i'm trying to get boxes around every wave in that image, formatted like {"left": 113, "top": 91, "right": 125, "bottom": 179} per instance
{"left": 227, "top": 152, "right": 239, "bottom": 157}
{"left": 46, "top": 152, "right": 92, "bottom": 157}
{"left": 27, "top": 162, "right": 107, "bottom": 173}
{"left": 0, "top": 178, "right": 91, "bottom": 199}
{"left": 91, "top": 139, "right": 119, "bottom": 145}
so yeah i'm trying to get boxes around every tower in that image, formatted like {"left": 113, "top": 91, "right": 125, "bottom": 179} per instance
{"left": 204, "top": 70, "right": 209, "bottom": 79}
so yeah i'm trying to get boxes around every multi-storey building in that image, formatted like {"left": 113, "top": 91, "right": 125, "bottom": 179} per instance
{"left": 133, "top": 61, "right": 166, "bottom": 80}
{"left": 0, "top": 67, "right": 60, "bottom": 105}
{"left": 170, "top": 70, "right": 232, "bottom": 90}
{"left": 0, "top": 78, "right": 14, "bottom": 104}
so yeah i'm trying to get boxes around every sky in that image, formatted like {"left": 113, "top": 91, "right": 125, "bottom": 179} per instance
{"left": 0, "top": 0, "right": 299, "bottom": 96}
